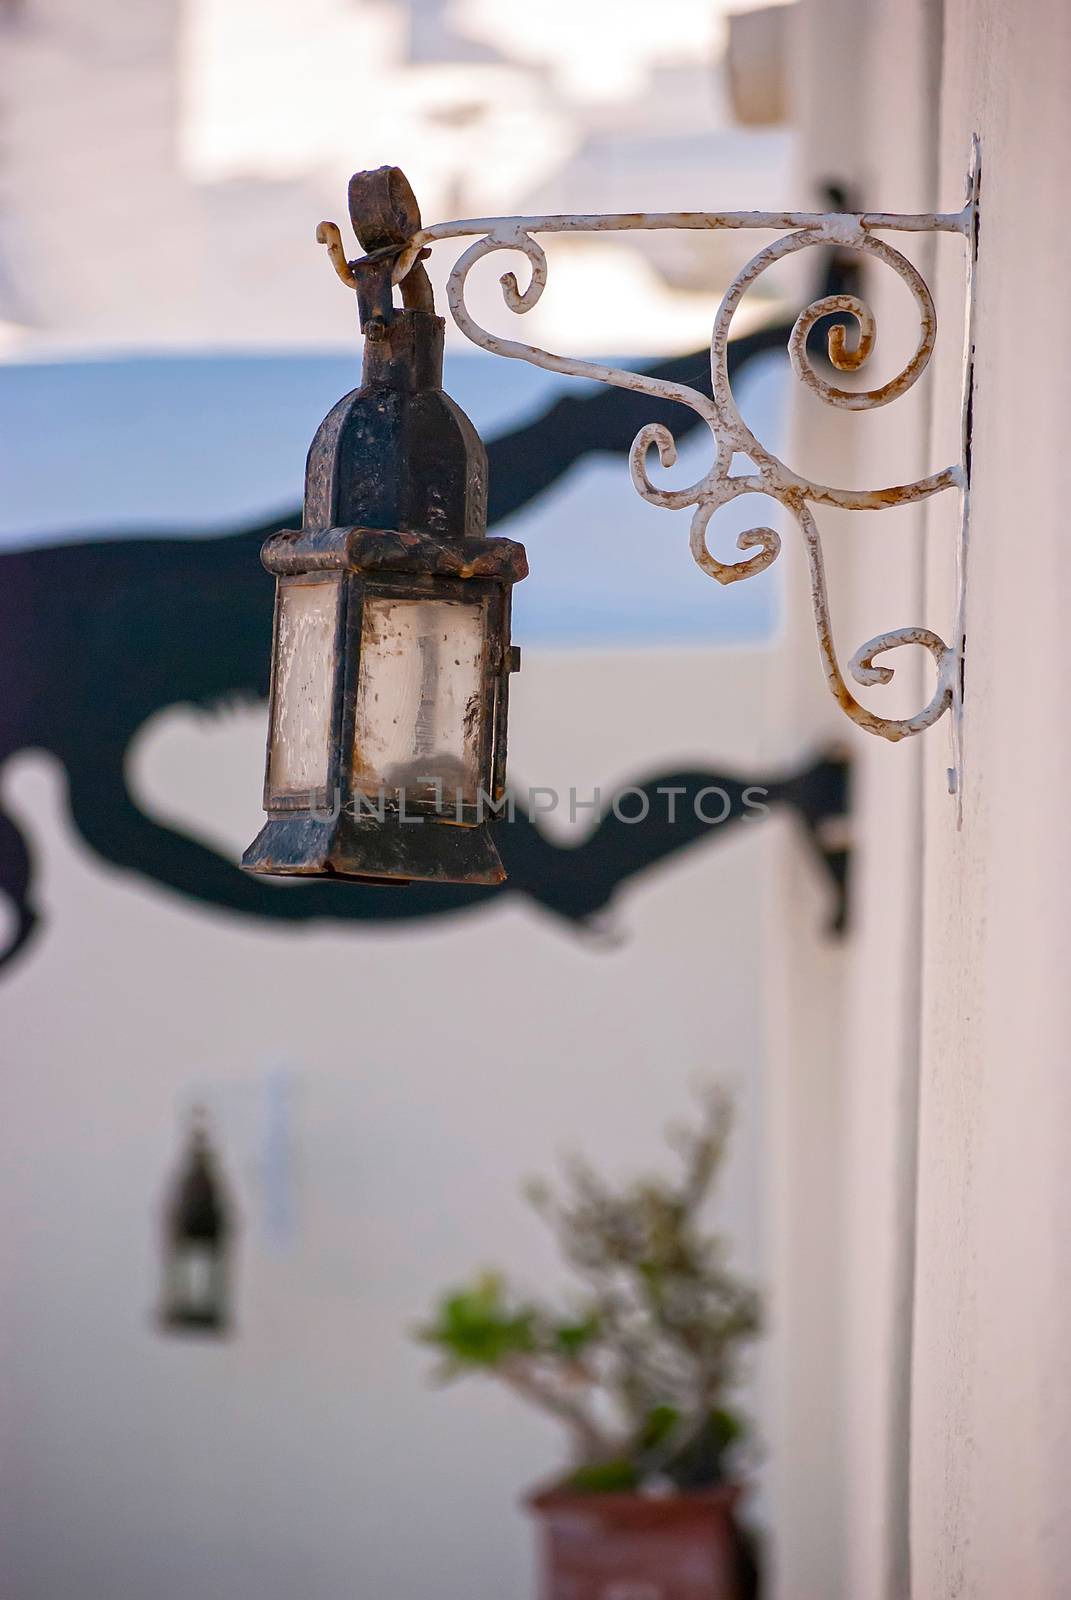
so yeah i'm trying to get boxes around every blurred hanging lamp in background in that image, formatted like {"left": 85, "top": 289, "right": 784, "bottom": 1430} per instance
{"left": 159, "top": 1108, "right": 234, "bottom": 1336}
{"left": 242, "top": 167, "right": 527, "bottom": 887}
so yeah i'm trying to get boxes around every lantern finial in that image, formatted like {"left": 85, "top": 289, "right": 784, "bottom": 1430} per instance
{"left": 316, "top": 165, "right": 434, "bottom": 330}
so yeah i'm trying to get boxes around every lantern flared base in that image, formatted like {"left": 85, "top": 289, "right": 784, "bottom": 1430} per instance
{"left": 241, "top": 812, "right": 507, "bottom": 886}
{"left": 159, "top": 1308, "right": 229, "bottom": 1336}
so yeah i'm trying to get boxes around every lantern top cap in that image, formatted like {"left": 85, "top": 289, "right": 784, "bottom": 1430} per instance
{"left": 348, "top": 166, "right": 423, "bottom": 255}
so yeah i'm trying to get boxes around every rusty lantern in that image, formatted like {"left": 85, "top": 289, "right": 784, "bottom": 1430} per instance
{"left": 242, "top": 168, "right": 527, "bottom": 888}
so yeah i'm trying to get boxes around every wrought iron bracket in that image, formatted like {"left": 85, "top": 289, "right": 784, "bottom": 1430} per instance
{"left": 323, "top": 150, "right": 980, "bottom": 759}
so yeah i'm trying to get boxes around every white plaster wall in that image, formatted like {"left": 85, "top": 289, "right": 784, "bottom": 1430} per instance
{"left": 834, "top": 4, "right": 944, "bottom": 1597}
{"left": 757, "top": 4, "right": 865, "bottom": 1595}
{"left": 781, "top": 0, "right": 1071, "bottom": 1594}
{"left": 0, "top": 647, "right": 783, "bottom": 1600}
{"left": 911, "top": 0, "right": 1071, "bottom": 1593}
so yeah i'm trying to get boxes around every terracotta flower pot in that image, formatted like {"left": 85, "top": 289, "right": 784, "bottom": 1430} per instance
{"left": 528, "top": 1484, "right": 746, "bottom": 1600}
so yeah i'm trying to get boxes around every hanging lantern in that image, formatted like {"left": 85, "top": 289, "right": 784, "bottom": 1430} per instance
{"left": 159, "top": 1110, "right": 233, "bottom": 1336}
{"left": 242, "top": 168, "right": 527, "bottom": 887}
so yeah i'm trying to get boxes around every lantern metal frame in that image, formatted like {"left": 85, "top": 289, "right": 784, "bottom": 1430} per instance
{"left": 258, "top": 536, "right": 520, "bottom": 829}
{"left": 243, "top": 169, "right": 527, "bottom": 888}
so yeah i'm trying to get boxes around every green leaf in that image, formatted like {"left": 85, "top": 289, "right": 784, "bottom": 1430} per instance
{"left": 567, "top": 1458, "right": 640, "bottom": 1493}
{"left": 637, "top": 1403, "right": 680, "bottom": 1453}
{"left": 663, "top": 1407, "right": 746, "bottom": 1490}
{"left": 552, "top": 1314, "right": 600, "bottom": 1356}
{"left": 417, "top": 1275, "right": 537, "bottom": 1370}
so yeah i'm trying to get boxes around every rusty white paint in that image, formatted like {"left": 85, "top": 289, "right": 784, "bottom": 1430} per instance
{"left": 359, "top": 192, "right": 975, "bottom": 746}
{"left": 393, "top": 207, "right": 972, "bottom": 270}
{"left": 315, "top": 220, "right": 360, "bottom": 289}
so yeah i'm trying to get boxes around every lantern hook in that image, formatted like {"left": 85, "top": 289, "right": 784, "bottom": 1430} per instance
{"left": 316, "top": 165, "right": 434, "bottom": 336}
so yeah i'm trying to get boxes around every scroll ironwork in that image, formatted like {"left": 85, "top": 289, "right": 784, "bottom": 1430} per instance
{"left": 322, "top": 179, "right": 978, "bottom": 745}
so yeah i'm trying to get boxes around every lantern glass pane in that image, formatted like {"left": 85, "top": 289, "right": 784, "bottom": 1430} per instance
{"left": 268, "top": 578, "right": 339, "bottom": 796}
{"left": 174, "top": 1245, "right": 217, "bottom": 1314}
{"left": 353, "top": 596, "right": 488, "bottom": 806}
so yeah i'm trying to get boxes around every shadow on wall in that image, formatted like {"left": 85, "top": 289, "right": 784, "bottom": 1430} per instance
{"left": 0, "top": 295, "right": 857, "bottom": 973}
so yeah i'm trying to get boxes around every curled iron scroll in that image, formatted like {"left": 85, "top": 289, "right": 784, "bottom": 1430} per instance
{"left": 398, "top": 208, "right": 969, "bottom": 743}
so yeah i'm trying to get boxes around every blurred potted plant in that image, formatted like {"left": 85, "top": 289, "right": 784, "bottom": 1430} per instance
{"left": 417, "top": 1089, "right": 762, "bottom": 1600}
